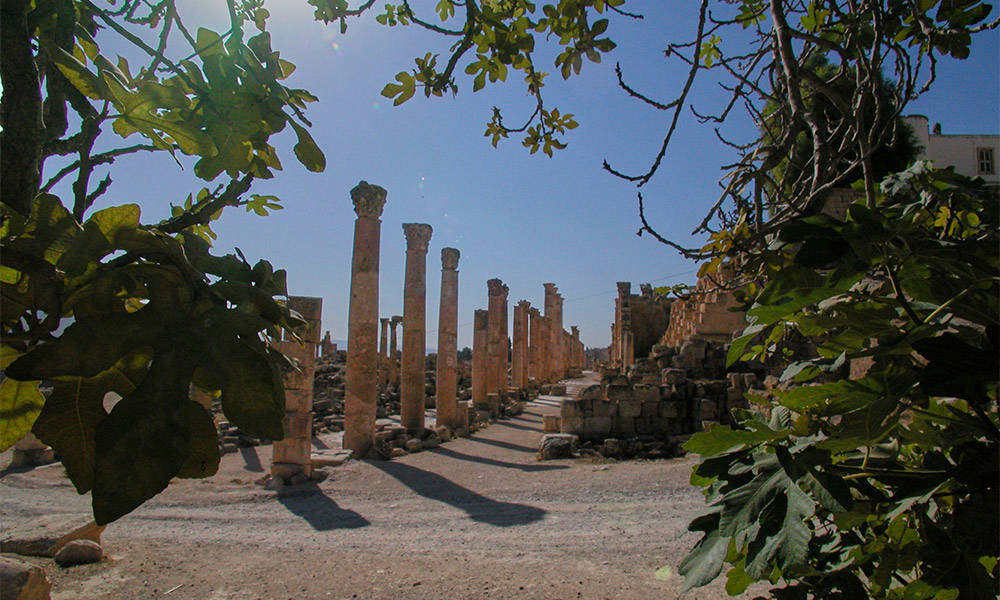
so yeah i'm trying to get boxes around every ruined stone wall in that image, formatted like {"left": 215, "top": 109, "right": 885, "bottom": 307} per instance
{"left": 658, "top": 263, "right": 745, "bottom": 349}
{"left": 559, "top": 350, "right": 758, "bottom": 443}
{"left": 630, "top": 292, "right": 672, "bottom": 359}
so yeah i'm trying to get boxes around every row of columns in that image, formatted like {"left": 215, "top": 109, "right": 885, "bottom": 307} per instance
{"left": 469, "top": 280, "right": 586, "bottom": 416}
{"left": 341, "top": 182, "right": 467, "bottom": 458}
{"left": 275, "top": 181, "right": 590, "bottom": 466}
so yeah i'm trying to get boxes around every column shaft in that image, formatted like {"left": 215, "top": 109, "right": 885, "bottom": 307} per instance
{"left": 486, "top": 279, "right": 509, "bottom": 397}
{"left": 344, "top": 182, "right": 386, "bottom": 456}
{"left": 512, "top": 301, "right": 529, "bottom": 389}
{"left": 471, "top": 309, "right": 489, "bottom": 411}
{"left": 400, "top": 223, "right": 433, "bottom": 434}
{"left": 435, "top": 248, "right": 460, "bottom": 429}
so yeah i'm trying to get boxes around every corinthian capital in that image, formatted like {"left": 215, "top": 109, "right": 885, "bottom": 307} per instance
{"left": 487, "top": 278, "right": 508, "bottom": 297}
{"left": 441, "top": 247, "right": 460, "bottom": 270}
{"left": 350, "top": 181, "right": 387, "bottom": 217}
{"left": 402, "top": 223, "right": 433, "bottom": 252}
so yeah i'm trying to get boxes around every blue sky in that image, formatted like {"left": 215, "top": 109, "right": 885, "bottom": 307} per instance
{"left": 69, "top": 1, "right": 999, "bottom": 349}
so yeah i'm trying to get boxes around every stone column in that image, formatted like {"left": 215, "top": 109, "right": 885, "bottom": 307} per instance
{"left": 610, "top": 322, "right": 617, "bottom": 367}
{"left": 615, "top": 282, "right": 631, "bottom": 372}
{"left": 543, "top": 283, "right": 558, "bottom": 381}
{"left": 570, "top": 326, "right": 581, "bottom": 368}
{"left": 343, "top": 181, "right": 387, "bottom": 457}
{"left": 435, "top": 248, "right": 461, "bottom": 430}
{"left": 554, "top": 293, "right": 565, "bottom": 378}
{"left": 321, "top": 331, "right": 335, "bottom": 358}
{"left": 528, "top": 307, "right": 542, "bottom": 382}
{"left": 379, "top": 318, "right": 390, "bottom": 384}
{"left": 471, "top": 309, "right": 489, "bottom": 412}
{"left": 486, "top": 279, "right": 508, "bottom": 398}
{"left": 400, "top": 223, "right": 433, "bottom": 434}
{"left": 512, "top": 300, "right": 529, "bottom": 389}
{"left": 271, "top": 296, "right": 322, "bottom": 481}
{"left": 538, "top": 314, "right": 551, "bottom": 383}
{"left": 389, "top": 315, "right": 402, "bottom": 386}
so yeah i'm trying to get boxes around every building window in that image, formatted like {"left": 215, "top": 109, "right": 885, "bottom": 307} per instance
{"left": 978, "top": 147, "right": 995, "bottom": 175}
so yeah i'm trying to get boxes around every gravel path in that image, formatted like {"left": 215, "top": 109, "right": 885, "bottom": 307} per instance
{"left": 1, "top": 373, "right": 756, "bottom": 599}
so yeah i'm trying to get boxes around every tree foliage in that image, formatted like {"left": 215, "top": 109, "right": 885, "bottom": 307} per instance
{"left": 1, "top": 0, "right": 325, "bottom": 524}
{"left": 328, "top": 0, "right": 632, "bottom": 156}
{"left": 593, "top": 1, "right": 999, "bottom": 597}
{"left": 1, "top": 0, "right": 629, "bottom": 524}
{"left": 683, "top": 163, "right": 998, "bottom": 598}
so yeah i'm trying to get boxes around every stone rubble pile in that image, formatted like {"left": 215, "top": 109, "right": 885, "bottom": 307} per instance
{"left": 549, "top": 340, "right": 761, "bottom": 459}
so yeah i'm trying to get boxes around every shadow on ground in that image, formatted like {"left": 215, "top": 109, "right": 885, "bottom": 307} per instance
{"left": 463, "top": 436, "right": 538, "bottom": 454}
{"left": 430, "top": 446, "right": 567, "bottom": 472}
{"left": 277, "top": 483, "right": 370, "bottom": 531}
{"left": 240, "top": 447, "right": 263, "bottom": 473}
{"left": 370, "top": 460, "right": 546, "bottom": 526}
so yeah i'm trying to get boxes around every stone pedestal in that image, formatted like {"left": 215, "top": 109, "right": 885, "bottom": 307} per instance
{"left": 471, "top": 309, "right": 489, "bottom": 411}
{"left": 486, "top": 279, "right": 509, "bottom": 403}
{"left": 400, "top": 223, "right": 433, "bottom": 435}
{"left": 435, "top": 248, "right": 461, "bottom": 430}
{"left": 343, "top": 181, "right": 387, "bottom": 457}
{"left": 271, "top": 296, "right": 322, "bottom": 480}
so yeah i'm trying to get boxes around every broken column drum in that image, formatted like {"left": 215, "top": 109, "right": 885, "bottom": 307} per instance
{"left": 435, "top": 247, "right": 461, "bottom": 430}
{"left": 400, "top": 223, "right": 433, "bottom": 434}
{"left": 343, "top": 181, "right": 387, "bottom": 457}
{"left": 271, "top": 296, "right": 322, "bottom": 480}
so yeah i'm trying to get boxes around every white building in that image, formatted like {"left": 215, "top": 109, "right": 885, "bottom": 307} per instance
{"left": 904, "top": 114, "right": 999, "bottom": 188}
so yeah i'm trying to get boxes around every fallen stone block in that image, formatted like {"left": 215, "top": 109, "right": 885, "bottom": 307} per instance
{"left": 310, "top": 449, "right": 353, "bottom": 468}
{"left": 538, "top": 434, "right": 578, "bottom": 460}
{"left": 0, "top": 555, "right": 51, "bottom": 600}
{"left": 549, "top": 384, "right": 567, "bottom": 396}
{"left": 1, "top": 515, "right": 105, "bottom": 558}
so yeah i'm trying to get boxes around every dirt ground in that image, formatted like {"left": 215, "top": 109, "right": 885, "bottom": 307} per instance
{"left": 1, "top": 373, "right": 761, "bottom": 600}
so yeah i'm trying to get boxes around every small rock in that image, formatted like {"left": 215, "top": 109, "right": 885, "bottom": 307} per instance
{"left": 404, "top": 438, "right": 423, "bottom": 452}
{"left": 373, "top": 437, "right": 394, "bottom": 460}
{"left": 288, "top": 472, "right": 309, "bottom": 486}
{"left": 0, "top": 555, "right": 51, "bottom": 599}
{"left": 421, "top": 435, "right": 441, "bottom": 450}
{"left": 264, "top": 476, "right": 284, "bottom": 491}
{"left": 309, "top": 469, "right": 330, "bottom": 482}
{"left": 390, "top": 447, "right": 408, "bottom": 458}
{"left": 54, "top": 540, "right": 102, "bottom": 567}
